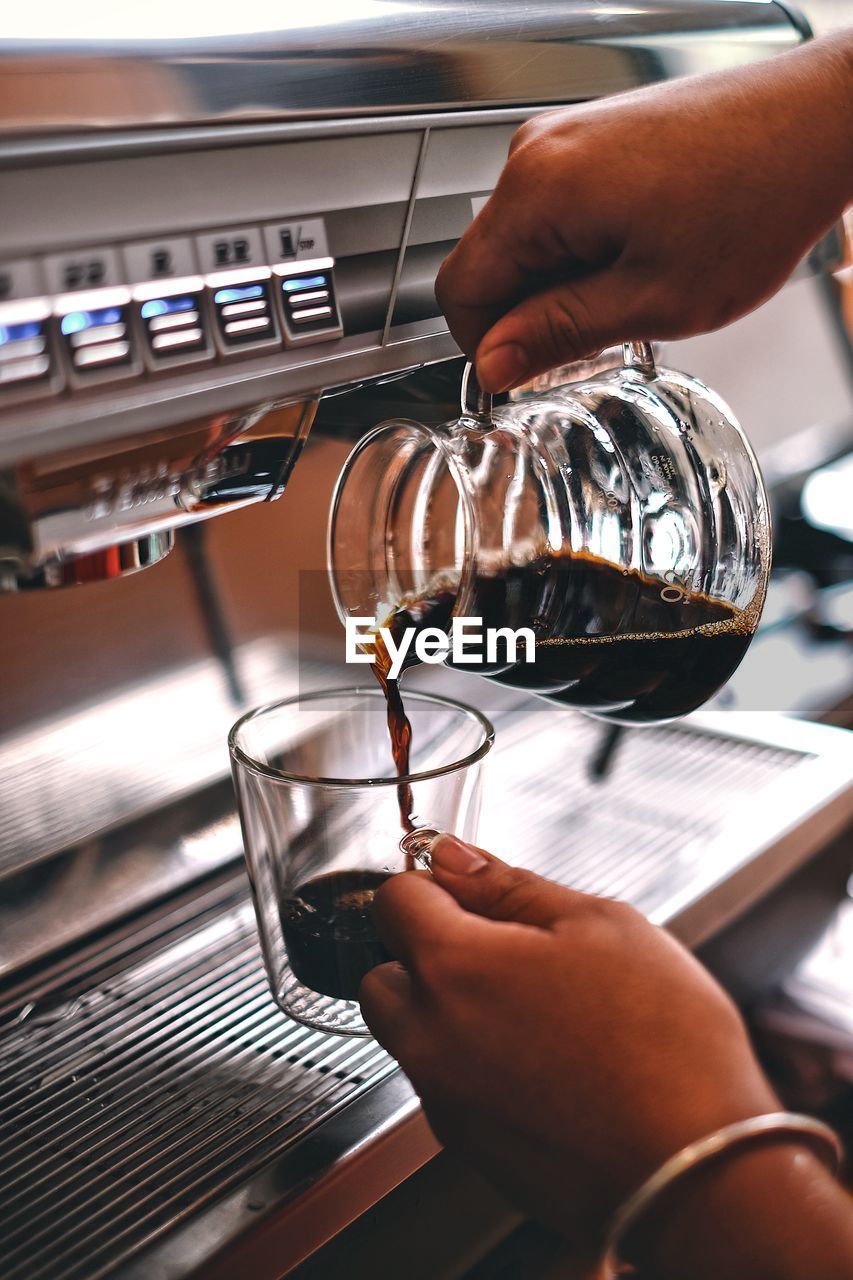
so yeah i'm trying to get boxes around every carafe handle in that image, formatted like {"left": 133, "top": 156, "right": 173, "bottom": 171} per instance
{"left": 460, "top": 361, "right": 494, "bottom": 424}
{"left": 464, "top": 349, "right": 656, "bottom": 405}
{"left": 622, "top": 342, "right": 657, "bottom": 377}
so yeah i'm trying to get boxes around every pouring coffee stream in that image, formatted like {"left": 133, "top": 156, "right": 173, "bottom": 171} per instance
{"left": 363, "top": 362, "right": 498, "bottom": 837}
{"left": 370, "top": 629, "right": 416, "bottom": 834}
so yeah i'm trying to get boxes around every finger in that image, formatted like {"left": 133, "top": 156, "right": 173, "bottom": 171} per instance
{"left": 429, "top": 834, "right": 587, "bottom": 930}
{"left": 435, "top": 217, "right": 580, "bottom": 362}
{"left": 474, "top": 267, "right": 650, "bottom": 392}
{"left": 434, "top": 160, "right": 617, "bottom": 360}
{"left": 370, "top": 870, "right": 474, "bottom": 971}
{"left": 358, "top": 961, "right": 417, "bottom": 1052}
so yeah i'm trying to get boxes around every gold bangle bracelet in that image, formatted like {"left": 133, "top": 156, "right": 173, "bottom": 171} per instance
{"left": 600, "top": 1111, "right": 844, "bottom": 1279}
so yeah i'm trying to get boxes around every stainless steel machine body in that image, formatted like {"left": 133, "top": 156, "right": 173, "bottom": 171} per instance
{"left": 0, "top": 0, "right": 807, "bottom": 588}
{"left": 2, "top": 5, "right": 852, "bottom": 1279}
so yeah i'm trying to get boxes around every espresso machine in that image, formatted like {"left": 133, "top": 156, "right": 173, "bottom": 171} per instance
{"left": 1, "top": 5, "right": 852, "bottom": 1278}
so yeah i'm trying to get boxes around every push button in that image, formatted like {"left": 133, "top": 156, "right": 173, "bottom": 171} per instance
{"left": 54, "top": 286, "right": 138, "bottom": 385}
{"left": 139, "top": 290, "right": 208, "bottom": 361}
{"left": 273, "top": 257, "right": 343, "bottom": 346}
{"left": 197, "top": 225, "right": 280, "bottom": 354}
{"left": 124, "top": 240, "right": 211, "bottom": 369}
{"left": 209, "top": 275, "right": 279, "bottom": 351}
{"left": 197, "top": 226, "right": 280, "bottom": 354}
{"left": 132, "top": 276, "right": 212, "bottom": 370}
{"left": 0, "top": 259, "right": 57, "bottom": 399}
{"left": 0, "top": 298, "right": 55, "bottom": 394}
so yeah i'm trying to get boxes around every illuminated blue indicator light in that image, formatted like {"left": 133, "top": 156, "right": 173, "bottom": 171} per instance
{"left": 60, "top": 313, "right": 87, "bottom": 335}
{"left": 0, "top": 321, "right": 42, "bottom": 344}
{"left": 214, "top": 285, "right": 264, "bottom": 305}
{"left": 282, "top": 275, "right": 327, "bottom": 293}
{"left": 60, "top": 307, "right": 122, "bottom": 335}
{"left": 140, "top": 295, "right": 196, "bottom": 319}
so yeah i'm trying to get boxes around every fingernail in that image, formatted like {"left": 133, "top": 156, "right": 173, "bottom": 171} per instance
{"left": 430, "top": 833, "right": 488, "bottom": 874}
{"left": 477, "top": 343, "right": 529, "bottom": 392}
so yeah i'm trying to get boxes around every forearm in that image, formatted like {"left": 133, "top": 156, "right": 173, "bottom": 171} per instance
{"left": 626, "top": 1143, "right": 853, "bottom": 1280}
{"left": 811, "top": 28, "right": 853, "bottom": 161}
{"left": 645, "top": 26, "right": 853, "bottom": 238}
{"left": 760, "top": 29, "right": 853, "bottom": 212}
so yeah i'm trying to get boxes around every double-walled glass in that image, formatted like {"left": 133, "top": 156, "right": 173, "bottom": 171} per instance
{"left": 229, "top": 688, "right": 493, "bottom": 1035}
{"left": 329, "top": 346, "right": 771, "bottom": 724}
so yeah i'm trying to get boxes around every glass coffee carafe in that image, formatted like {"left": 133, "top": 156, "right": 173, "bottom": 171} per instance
{"left": 328, "top": 343, "right": 771, "bottom": 725}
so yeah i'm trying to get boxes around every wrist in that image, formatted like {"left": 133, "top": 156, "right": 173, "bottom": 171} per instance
{"left": 623, "top": 1141, "right": 853, "bottom": 1280}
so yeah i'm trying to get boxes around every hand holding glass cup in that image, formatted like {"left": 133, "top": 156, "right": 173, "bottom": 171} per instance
{"left": 229, "top": 688, "right": 493, "bottom": 1035}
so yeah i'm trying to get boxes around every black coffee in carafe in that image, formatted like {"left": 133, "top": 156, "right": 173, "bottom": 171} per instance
{"left": 380, "top": 548, "right": 755, "bottom": 725}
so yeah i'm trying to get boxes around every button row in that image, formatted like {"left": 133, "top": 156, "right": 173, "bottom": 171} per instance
{"left": 0, "top": 219, "right": 342, "bottom": 399}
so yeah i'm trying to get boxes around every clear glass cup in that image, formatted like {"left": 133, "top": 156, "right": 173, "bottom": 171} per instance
{"left": 329, "top": 346, "right": 771, "bottom": 724}
{"left": 229, "top": 687, "right": 493, "bottom": 1035}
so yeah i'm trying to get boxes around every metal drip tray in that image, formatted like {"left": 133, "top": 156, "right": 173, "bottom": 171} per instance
{"left": 0, "top": 706, "right": 850, "bottom": 1280}
{"left": 0, "top": 876, "right": 397, "bottom": 1280}
{"left": 476, "top": 709, "right": 846, "bottom": 943}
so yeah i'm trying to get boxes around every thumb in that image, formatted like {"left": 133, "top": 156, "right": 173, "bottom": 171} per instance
{"left": 429, "top": 833, "right": 585, "bottom": 930}
{"left": 475, "top": 267, "right": 646, "bottom": 393}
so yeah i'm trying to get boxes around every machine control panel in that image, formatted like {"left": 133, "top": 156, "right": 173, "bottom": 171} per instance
{"left": 0, "top": 216, "right": 343, "bottom": 401}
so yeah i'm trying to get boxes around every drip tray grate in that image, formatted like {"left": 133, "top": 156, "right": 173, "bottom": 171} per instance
{"left": 478, "top": 713, "right": 807, "bottom": 921}
{"left": 0, "top": 880, "right": 395, "bottom": 1280}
